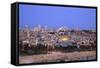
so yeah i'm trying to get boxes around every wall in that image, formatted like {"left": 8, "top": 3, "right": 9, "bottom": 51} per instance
{"left": 0, "top": 0, "right": 99, "bottom": 68}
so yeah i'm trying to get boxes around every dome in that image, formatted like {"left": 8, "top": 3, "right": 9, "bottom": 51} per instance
{"left": 57, "top": 26, "right": 67, "bottom": 32}
{"left": 59, "top": 35, "right": 70, "bottom": 41}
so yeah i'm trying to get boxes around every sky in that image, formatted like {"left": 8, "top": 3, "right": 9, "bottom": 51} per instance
{"left": 19, "top": 4, "right": 96, "bottom": 30}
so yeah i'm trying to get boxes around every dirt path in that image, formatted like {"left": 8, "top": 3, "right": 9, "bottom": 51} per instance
{"left": 19, "top": 51, "right": 96, "bottom": 64}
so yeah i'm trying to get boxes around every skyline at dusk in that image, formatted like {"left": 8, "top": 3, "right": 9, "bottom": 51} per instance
{"left": 19, "top": 4, "right": 96, "bottom": 30}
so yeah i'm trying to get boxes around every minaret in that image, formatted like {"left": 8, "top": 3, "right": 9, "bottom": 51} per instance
{"left": 38, "top": 24, "right": 41, "bottom": 29}
{"left": 24, "top": 25, "right": 30, "bottom": 39}
{"left": 38, "top": 24, "right": 42, "bottom": 31}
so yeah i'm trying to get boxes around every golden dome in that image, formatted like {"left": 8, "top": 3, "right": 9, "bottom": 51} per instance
{"left": 59, "top": 35, "right": 70, "bottom": 41}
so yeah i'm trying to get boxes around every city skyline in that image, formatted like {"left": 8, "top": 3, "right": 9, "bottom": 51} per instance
{"left": 19, "top": 4, "right": 96, "bottom": 30}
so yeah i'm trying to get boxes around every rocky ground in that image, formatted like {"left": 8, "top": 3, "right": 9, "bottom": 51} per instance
{"left": 19, "top": 51, "right": 96, "bottom": 64}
